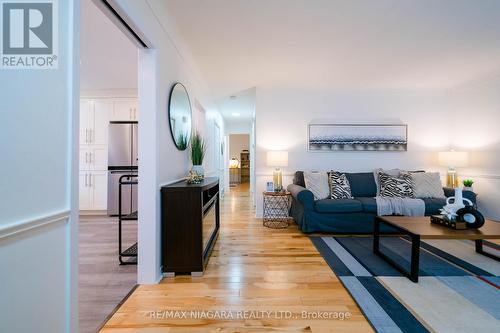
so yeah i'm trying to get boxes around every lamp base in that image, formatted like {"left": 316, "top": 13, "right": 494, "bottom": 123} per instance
{"left": 446, "top": 170, "right": 459, "bottom": 188}
{"left": 273, "top": 168, "right": 283, "bottom": 192}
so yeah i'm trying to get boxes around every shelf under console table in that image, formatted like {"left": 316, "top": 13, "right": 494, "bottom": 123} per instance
{"left": 161, "top": 177, "right": 220, "bottom": 276}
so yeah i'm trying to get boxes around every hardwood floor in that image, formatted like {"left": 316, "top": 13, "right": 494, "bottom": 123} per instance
{"left": 100, "top": 183, "right": 373, "bottom": 332}
{"left": 79, "top": 215, "right": 137, "bottom": 333}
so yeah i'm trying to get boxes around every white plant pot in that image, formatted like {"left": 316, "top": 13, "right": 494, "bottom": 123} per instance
{"left": 463, "top": 186, "right": 473, "bottom": 192}
{"left": 191, "top": 165, "right": 204, "bottom": 177}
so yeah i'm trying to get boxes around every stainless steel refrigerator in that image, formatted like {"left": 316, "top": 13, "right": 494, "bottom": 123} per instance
{"left": 107, "top": 121, "right": 138, "bottom": 216}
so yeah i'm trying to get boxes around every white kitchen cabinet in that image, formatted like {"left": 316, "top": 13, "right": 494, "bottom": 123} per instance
{"left": 79, "top": 172, "right": 92, "bottom": 210}
{"left": 80, "top": 146, "right": 107, "bottom": 171}
{"left": 79, "top": 96, "right": 137, "bottom": 212}
{"left": 112, "top": 99, "right": 138, "bottom": 121}
{"left": 91, "top": 171, "right": 108, "bottom": 210}
{"left": 80, "top": 99, "right": 92, "bottom": 145}
{"left": 79, "top": 171, "right": 108, "bottom": 211}
{"left": 80, "top": 99, "right": 111, "bottom": 145}
{"left": 92, "top": 100, "right": 112, "bottom": 145}
{"left": 90, "top": 146, "right": 108, "bottom": 171}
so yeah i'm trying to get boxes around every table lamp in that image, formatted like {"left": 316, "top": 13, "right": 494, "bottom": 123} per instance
{"left": 229, "top": 157, "right": 239, "bottom": 169}
{"left": 266, "top": 151, "right": 288, "bottom": 191}
{"left": 438, "top": 150, "right": 468, "bottom": 188}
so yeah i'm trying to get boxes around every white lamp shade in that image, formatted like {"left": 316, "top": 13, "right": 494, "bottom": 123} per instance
{"left": 438, "top": 151, "right": 468, "bottom": 168}
{"left": 229, "top": 158, "right": 239, "bottom": 168}
{"left": 266, "top": 151, "right": 288, "bottom": 167}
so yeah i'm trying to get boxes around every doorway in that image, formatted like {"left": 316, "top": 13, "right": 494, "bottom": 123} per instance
{"left": 228, "top": 134, "right": 251, "bottom": 192}
{"left": 79, "top": 1, "right": 140, "bottom": 332}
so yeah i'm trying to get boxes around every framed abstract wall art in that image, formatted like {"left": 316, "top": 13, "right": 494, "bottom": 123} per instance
{"left": 308, "top": 124, "right": 408, "bottom": 151}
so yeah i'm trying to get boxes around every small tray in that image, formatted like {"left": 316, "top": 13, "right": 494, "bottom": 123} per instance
{"left": 430, "top": 215, "right": 467, "bottom": 230}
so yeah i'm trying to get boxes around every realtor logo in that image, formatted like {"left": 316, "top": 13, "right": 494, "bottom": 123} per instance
{"left": 1, "top": 0, "right": 58, "bottom": 69}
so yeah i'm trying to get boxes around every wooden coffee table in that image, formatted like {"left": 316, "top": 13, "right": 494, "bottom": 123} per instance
{"left": 373, "top": 216, "right": 500, "bottom": 282}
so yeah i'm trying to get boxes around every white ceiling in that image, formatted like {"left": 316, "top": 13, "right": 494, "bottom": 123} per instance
{"left": 80, "top": 0, "right": 137, "bottom": 91}
{"left": 216, "top": 88, "right": 256, "bottom": 124}
{"left": 164, "top": 0, "right": 500, "bottom": 99}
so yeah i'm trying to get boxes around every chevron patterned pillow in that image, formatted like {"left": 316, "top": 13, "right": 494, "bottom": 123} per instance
{"left": 411, "top": 172, "right": 445, "bottom": 199}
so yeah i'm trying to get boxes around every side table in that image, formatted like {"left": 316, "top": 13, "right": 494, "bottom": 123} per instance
{"left": 262, "top": 191, "right": 292, "bottom": 229}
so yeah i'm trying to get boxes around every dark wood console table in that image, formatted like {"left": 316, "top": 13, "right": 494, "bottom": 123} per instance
{"left": 161, "top": 177, "right": 220, "bottom": 277}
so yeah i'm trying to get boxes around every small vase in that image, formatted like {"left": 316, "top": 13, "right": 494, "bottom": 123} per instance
{"left": 463, "top": 186, "right": 473, "bottom": 192}
{"left": 191, "top": 165, "right": 204, "bottom": 178}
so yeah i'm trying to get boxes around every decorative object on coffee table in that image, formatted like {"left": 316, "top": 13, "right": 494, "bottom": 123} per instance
{"left": 373, "top": 216, "right": 500, "bottom": 282}
{"left": 456, "top": 205, "right": 485, "bottom": 229}
{"left": 463, "top": 179, "right": 474, "bottom": 191}
{"left": 263, "top": 191, "right": 291, "bottom": 229}
{"left": 190, "top": 131, "right": 206, "bottom": 178}
{"left": 266, "top": 151, "right": 288, "bottom": 191}
{"left": 439, "top": 187, "right": 472, "bottom": 220}
{"left": 430, "top": 215, "right": 467, "bottom": 230}
{"left": 308, "top": 124, "right": 408, "bottom": 151}
{"left": 438, "top": 150, "right": 469, "bottom": 188}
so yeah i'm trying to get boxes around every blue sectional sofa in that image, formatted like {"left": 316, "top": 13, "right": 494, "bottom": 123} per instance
{"left": 287, "top": 171, "right": 477, "bottom": 234}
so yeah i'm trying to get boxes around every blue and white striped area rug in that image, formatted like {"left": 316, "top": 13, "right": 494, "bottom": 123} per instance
{"left": 311, "top": 236, "right": 500, "bottom": 333}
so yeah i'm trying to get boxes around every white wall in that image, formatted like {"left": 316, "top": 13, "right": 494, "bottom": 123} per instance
{"left": 114, "top": 0, "right": 225, "bottom": 284}
{"left": 225, "top": 120, "right": 252, "bottom": 134}
{"left": 0, "top": 1, "right": 79, "bottom": 332}
{"left": 255, "top": 79, "right": 500, "bottom": 219}
{"left": 80, "top": 0, "right": 137, "bottom": 90}
{"left": 229, "top": 134, "right": 250, "bottom": 159}
{"left": 448, "top": 74, "right": 500, "bottom": 219}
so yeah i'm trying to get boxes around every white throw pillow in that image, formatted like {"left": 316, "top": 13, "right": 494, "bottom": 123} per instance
{"left": 411, "top": 172, "right": 445, "bottom": 199}
{"left": 304, "top": 171, "right": 330, "bottom": 200}
{"left": 373, "top": 168, "right": 404, "bottom": 196}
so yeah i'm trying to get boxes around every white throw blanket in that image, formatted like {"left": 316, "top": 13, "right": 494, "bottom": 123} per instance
{"left": 376, "top": 196, "right": 425, "bottom": 216}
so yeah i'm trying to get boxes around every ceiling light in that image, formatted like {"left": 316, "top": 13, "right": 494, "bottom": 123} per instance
{"left": 232, "top": 112, "right": 240, "bottom": 117}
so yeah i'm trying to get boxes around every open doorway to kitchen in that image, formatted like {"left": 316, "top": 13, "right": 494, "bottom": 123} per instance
{"left": 78, "top": 1, "right": 145, "bottom": 332}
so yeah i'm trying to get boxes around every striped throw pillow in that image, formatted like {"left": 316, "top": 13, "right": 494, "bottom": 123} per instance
{"left": 330, "top": 171, "right": 354, "bottom": 199}
{"left": 379, "top": 172, "right": 414, "bottom": 198}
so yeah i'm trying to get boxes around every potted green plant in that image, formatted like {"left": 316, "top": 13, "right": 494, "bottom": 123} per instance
{"left": 190, "top": 131, "right": 206, "bottom": 177}
{"left": 463, "top": 179, "right": 474, "bottom": 191}
{"left": 177, "top": 132, "right": 188, "bottom": 150}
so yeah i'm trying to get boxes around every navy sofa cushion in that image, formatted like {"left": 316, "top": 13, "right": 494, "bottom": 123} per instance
{"left": 345, "top": 173, "right": 377, "bottom": 197}
{"left": 355, "top": 197, "right": 378, "bottom": 213}
{"left": 315, "top": 199, "right": 363, "bottom": 213}
{"left": 422, "top": 198, "right": 447, "bottom": 215}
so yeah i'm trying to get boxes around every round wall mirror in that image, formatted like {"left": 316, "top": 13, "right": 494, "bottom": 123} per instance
{"left": 168, "top": 83, "right": 192, "bottom": 150}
